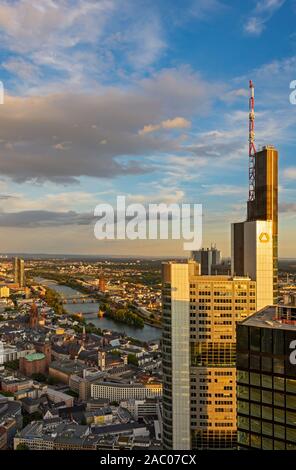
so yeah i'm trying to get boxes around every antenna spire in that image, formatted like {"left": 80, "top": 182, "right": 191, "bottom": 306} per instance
{"left": 248, "top": 80, "right": 256, "bottom": 202}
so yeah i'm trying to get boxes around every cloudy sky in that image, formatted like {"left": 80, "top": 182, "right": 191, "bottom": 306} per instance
{"left": 0, "top": 0, "right": 295, "bottom": 257}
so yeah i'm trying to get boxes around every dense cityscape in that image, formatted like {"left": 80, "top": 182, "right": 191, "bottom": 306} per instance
{"left": 1, "top": 0, "right": 296, "bottom": 463}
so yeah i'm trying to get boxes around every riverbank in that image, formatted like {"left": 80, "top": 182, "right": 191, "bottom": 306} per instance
{"left": 32, "top": 270, "right": 161, "bottom": 329}
{"left": 35, "top": 277, "right": 161, "bottom": 342}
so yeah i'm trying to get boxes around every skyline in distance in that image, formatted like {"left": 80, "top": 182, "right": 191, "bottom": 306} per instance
{"left": 0, "top": 0, "right": 295, "bottom": 257}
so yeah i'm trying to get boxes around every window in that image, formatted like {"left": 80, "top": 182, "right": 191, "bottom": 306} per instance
{"left": 286, "top": 394, "right": 296, "bottom": 409}
{"left": 238, "top": 326, "right": 249, "bottom": 351}
{"left": 262, "top": 375, "right": 272, "bottom": 389}
{"left": 274, "top": 408, "right": 285, "bottom": 423}
{"left": 262, "top": 437, "right": 273, "bottom": 450}
{"left": 251, "top": 419, "right": 261, "bottom": 433}
{"left": 238, "top": 400, "right": 249, "bottom": 415}
{"left": 262, "top": 420, "right": 273, "bottom": 436}
{"left": 274, "top": 392, "right": 285, "bottom": 407}
{"left": 286, "top": 379, "right": 296, "bottom": 394}
{"left": 238, "top": 416, "right": 249, "bottom": 430}
{"left": 238, "top": 385, "right": 249, "bottom": 400}
{"left": 262, "top": 390, "right": 272, "bottom": 405}
{"left": 261, "top": 356, "right": 272, "bottom": 372}
{"left": 273, "top": 358, "right": 284, "bottom": 375}
{"left": 262, "top": 406, "right": 272, "bottom": 421}
{"left": 261, "top": 329, "right": 272, "bottom": 353}
{"left": 286, "top": 428, "right": 296, "bottom": 443}
{"left": 250, "top": 373, "right": 260, "bottom": 386}
{"left": 250, "top": 388, "right": 260, "bottom": 402}
{"left": 286, "top": 410, "right": 296, "bottom": 426}
{"left": 250, "top": 327, "right": 260, "bottom": 352}
{"left": 237, "top": 370, "right": 249, "bottom": 384}
{"left": 250, "top": 403, "right": 260, "bottom": 418}
{"left": 273, "top": 330, "right": 284, "bottom": 355}
{"left": 274, "top": 377, "right": 285, "bottom": 391}
{"left": 274, "top": 424, "right": 285, "bottom": 439}
{"left": 250, "top": 434, "right": 261, "bottom": 448}
{"left": 274, "top": 440, "right": 285, "bottom": 450}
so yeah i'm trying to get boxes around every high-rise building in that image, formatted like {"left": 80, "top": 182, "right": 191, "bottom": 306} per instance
{"left": 232, "top": 145, "right": 278, "bottom": 307}
{"left": 192, "top": 246, "right": 221, "bottom": 275}
{"left": 14, "top": 257, "right": 25, "bottom": 288}
{"left": 162, "top": 260, "right": 257, "bottom": 450}
{"left": 237, "top": 305, "right": 296, "bottom": 450}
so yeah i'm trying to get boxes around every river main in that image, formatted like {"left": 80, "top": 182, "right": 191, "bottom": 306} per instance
{"left": 39, "top": 279, "right": 161, "bottom": 342}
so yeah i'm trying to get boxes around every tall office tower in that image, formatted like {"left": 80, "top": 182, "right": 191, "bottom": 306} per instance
{"left": 162, "top": 260, "right": 256, "bottom": 450}
{"left": 237, "top": 305, "right": 296, "bottom": 450}
{"left": 232, "top": 146, "right": 278, "bottom": 309}
{"left": 14, "top": 257, "right": 25, "bottom": 288}
{"left": 192, "top": 246, "right": 221, "bottom": 275}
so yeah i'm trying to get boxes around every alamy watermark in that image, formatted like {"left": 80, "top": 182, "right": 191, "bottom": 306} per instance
{"left": 94, "top": 196, "right": 202, "bottom": 251}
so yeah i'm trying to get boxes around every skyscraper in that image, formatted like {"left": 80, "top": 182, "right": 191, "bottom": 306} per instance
{"left": 237, "top": 305, "right": 296, "bottom": 450}
{"left": 14, "top": 257, "right": 25, "bottom": 288}
{"left": 232, "top": 145, "right": 278, "bottom": 308}
{"left": 192, "top": 246, "right": 221, "bottom": 275}
{"left": 162, "top": 260, "right": 257, "bottom": 449}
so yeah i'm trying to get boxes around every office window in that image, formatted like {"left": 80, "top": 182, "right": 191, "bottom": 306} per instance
{"left": 237, "top": 353, "right": 249, "bottom": 369}
{"left": 274, "top": 408, "right": 285, "bottom": 423}
{"left": 238, "top": 400, "right": 249, "bottom": 415}
{"left": 250, "top": 355, "right": 260, "bottom": 370}
{"left": 262, "top": 420, "right": 272, "bottom": 436}
{"left": 238, "top": 326, "right": 249, "bottom": 351}
{"left": 273, "top": 358, "right": 284, "bottom": 375}
{"left": 274, "top": 424, "right": 285, "bottom": 439}
{"left": 238, "top": 385, "right": 249, "bottom": 400}
{"left": 273, "top": 330, "right": 284, "bottom": 355}
{"left": 262, "top": 390, "right": 272, "bottom": 405}
{"left": 250, "top": 388, "right": 260, "bottom": 402}
{"left": 274, "top": 392, "right": 285, "bottom": 407}
{"left": 274, "top": 377, "right": 285, "bottom": 391}
{"left": 237, "top": 370, "right": 249, "bottom": 384}
{"left": 250, "top": 373, "right": 260, "bottom": 386}
{"left": 251, "top": 419, "right": 261, "bottom": 433}
{"left": 274, "top": 440, "right": 285, "bottom": 450}
{"left": 286, "top": 379, "right": 296, "bottom": 394}
{"left": 261, "top": 329, "right": 272, "bottom": 353}
{"left": 262, "top": 375, "right": 272, "bottom": 389}
{"left": 250, "top": 403, "right": 261, "bottom": 418}
{"left": 261, "top": 356, "right": 272, "bottom": 372}
{"left": 250, "top": 328, "right": 260, "bottom": 352}
{"left": 286, "top": 410, "right": 296, "bottom": 426}
{"left": 262, "top": 406, "right": 272, "bottom": 421}
{"left": 238, "top": 416, "right": 249, "bottom": 430}
{"left": 238, "top": 431, "right": 249, "bottom": 446}
{"left": 286, "top": 428, "right": 296, "bottom": 442}
{"left": 262, "top": 437, "right": 273, "bottom": 450}
{"left": 286, "top": 394, "right": 296, "bottom": 409}
{"left": 250, "top": 434, "right": 261, "bottom": 448}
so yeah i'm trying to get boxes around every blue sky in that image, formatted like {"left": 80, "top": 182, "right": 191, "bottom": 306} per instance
{"left": 0, "top": 0, "right": 295, "bottom": 257}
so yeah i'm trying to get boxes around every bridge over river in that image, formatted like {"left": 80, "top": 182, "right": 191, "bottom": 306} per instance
{"left": 61, "top": 296, "right": 98, "bottom": 304}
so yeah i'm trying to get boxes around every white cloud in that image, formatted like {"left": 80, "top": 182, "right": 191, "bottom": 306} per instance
{"left": 139, "top": 117, "right": 191, "bottom": 135}
{"left": 283, "top": 167, "right": 296, "bottom": 180}
{"left": 244, "top": 0, "right": 286, "bottom": 36}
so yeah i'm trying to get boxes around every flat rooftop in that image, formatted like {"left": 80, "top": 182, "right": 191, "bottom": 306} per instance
{"left": 240, "top": 305, "right": 296, "bottom": 330}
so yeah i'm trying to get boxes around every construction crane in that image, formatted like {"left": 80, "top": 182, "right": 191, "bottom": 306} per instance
{"left": 248, "top": 80, "right": 256, "bottom": 202}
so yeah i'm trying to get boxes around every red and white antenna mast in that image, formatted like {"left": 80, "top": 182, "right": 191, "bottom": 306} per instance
{"left": 248, "top": 80, "right": 256, "bottom": 201}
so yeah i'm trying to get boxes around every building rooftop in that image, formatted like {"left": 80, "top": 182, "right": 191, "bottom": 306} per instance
{"left": 25, "top": 352, "right": 46, "bottom": 362}
{"left": 240, "top": 305, "right": 296, "bottom": 330}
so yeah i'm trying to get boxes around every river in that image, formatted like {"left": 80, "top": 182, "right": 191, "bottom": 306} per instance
{"left": 38, "top": 279, "right": 161, "bottom": 342}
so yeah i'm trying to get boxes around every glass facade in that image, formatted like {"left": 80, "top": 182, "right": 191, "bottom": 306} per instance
{"left": 237, "top": 321, "right": 296, "bottom": 450}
